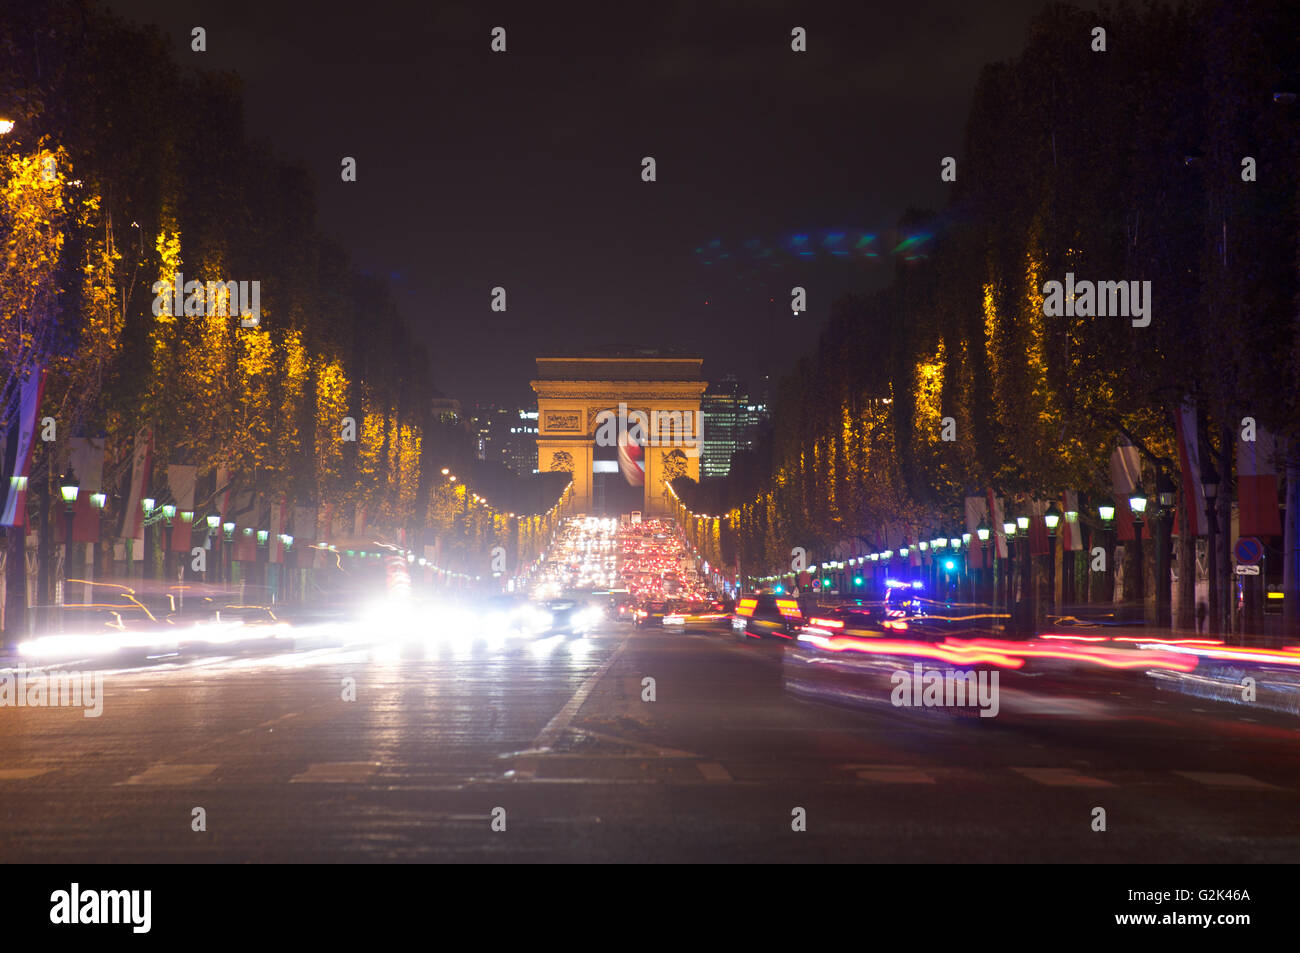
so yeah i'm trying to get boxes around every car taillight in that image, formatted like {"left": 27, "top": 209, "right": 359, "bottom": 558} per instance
{"left": 808, "top": 617, "right": 844, "bottom": 629}
{"left": 776, "top": 599, "right": 801, "bottom": 619}
{"left": 882, "top": 619, "right": 908, "bottom": 631}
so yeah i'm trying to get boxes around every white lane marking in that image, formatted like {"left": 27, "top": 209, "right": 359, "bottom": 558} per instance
{"left": 120, "top": 763, "right": 219, "bottom": 786}
{"left": 0, "top": 768, "right": 52, "bottom": 780}
{"left": 1175, "top": 771, "right": 1284, "bottom": 790}
{"left": 239, "top": 711, "right": 301, "bottom": 734}
{"left": 290, "top": 761, "right": 381, "bottom": 783}
{"left": 850, "top": 764, "right": 936, "bottom": 784}
{"left": 1013, "top": 767, "right": 1114, "bottom": 788}
{"left": 529, "top": 637, "right": 627, "bottom": 751}
{"left": 697, "top": 762, "right": 732, "bottom": 782}
{"left": 570, "top": 728, "right": 700, "bottom": 759}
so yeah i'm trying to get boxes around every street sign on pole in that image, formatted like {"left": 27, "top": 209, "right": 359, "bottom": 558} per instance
{"left": 1235, "top": 564, "right": 1260, "bottom": 575}
{"left": 1235, "top": 537, "right": 1263, "bottom": 566}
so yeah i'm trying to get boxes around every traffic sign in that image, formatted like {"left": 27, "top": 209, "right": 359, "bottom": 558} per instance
{"left": 1235, "top": 537, "right": 1263, "bottom": 566}
{"left": 1235, "top": 564, "right": 1260, "bottom": 575}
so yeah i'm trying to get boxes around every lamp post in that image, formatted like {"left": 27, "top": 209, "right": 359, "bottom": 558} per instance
{"left": 223, "top": 521, "right": 235, "bottom": 588}
{"left": 89, "top": 491, "right": 106, "bottom": 585}
{"left": 59, "top": 472, "right": 78, "bottom": 611}
{"left": 1156, "top": 470, "right": 1176, "bottom": 630}
{"left": 142, "top": 497, "right": 156, "bottom": 580}
{"left": 1098, "top": 502, "right": 1116, "bottom": 606}
{"left": 1129, "top": 483, "right": 1148, "bottom": 620}
{"left": 1063, "top": 497, "right": 1079, "bottom": 608}
{"left": 1045, "top": 501, "right": 1062, "bottom": 617}
{"left": 206, "top": 514, "right": 220, "bottom": 586}
{"left": 977, "top": 519, "right": 991, "bottom": 606}
{"left": 162, "top": 504, "right": 176, "bottom": 580}
{"left": 1002, "top": 520, "right": 1016, "bottom": 620}
{"left": 1203, "top": 460, "right": 1221, "bottom": 635}
{"left": 1016, "top": 514, "right": 1031, "bottom": 632}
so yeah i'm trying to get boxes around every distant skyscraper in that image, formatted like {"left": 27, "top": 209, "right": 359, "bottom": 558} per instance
{"left": 468, "top": 402, "right": 539, "bottom": 474}
{"left": 701, "top": 375, "right": 747, "bottom": 478}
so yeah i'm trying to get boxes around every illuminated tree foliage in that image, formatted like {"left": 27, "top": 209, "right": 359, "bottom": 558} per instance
{"left": 0, "top": 0, "right": 566, "bottom": 622}
{"left": 676, "top": 0, "right": 1300, "bottom": 577}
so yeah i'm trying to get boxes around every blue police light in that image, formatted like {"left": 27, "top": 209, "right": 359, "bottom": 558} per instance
{"left": 944, "top": 559, "right": 956, "bottom": 571}
{"left": 774, "top": 584, "right": 785, "bottom": 594}
{"left": 911, "top": 581, "right": 924, "bottom": 589}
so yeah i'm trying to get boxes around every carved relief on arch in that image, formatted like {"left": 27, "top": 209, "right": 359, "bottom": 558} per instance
{"left": 586, "top": 405, "right": 619, "bottom": 434}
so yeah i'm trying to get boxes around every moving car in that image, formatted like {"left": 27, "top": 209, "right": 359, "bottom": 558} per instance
{"left": 535, "top": 599, "right": 603, "bottom": 637}
{"left": 732, "top": 593, "right": 805, "bottom": 640}
{"left": 633, "top": 601, "right": 669, "bottom": 628}
{"left": 661, "top": 600, "right": 732, "bottom": 631}
{"left": 797, "top": 603, "right": 910, "bottom": 640}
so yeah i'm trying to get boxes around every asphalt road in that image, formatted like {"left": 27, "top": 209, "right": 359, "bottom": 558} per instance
{"left": 1, "top": 622, "right": 1298, "bottom": 862}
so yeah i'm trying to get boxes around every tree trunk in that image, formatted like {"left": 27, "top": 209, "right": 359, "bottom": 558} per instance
{"left": 2, "top": 527, "right": 27, "bottom": 645}
{"left": 1175, "top": 499, "right": 1195, "bottom": 630}
{"left": 1284, "top": 462, "right": 1299, "bottom": 641}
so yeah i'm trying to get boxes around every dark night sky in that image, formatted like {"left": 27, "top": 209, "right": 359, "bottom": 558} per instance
{"left": 103, "top": 0, "right": 1061, "bottom": 406}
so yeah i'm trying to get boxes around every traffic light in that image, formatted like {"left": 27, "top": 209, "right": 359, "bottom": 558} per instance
{"left": 854, "top": 576, "right": 864, "bottom": 585}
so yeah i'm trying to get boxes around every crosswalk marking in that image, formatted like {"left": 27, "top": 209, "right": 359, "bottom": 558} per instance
{"left": 290, "top": 761, "right": 381, "bottom": 783}
{"left": 1012, "top": 767, "right": 1114, "bottom": 788}
{"left": 850, "top": 765, "right": 936, "bottom": 784}
{"left": 121, "top": 763, "right": 218, "bottom": 786}
{"left": 1174, "top": 771, "right": 1283, "bottom": 790}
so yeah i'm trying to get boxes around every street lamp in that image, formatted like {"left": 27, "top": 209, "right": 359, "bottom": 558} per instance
{"left": 59, "top": 473, "right": 78, "bottom": 607}
{"left": 222, "top": 521, "right": 235, "bottom": 588}
{"left": 0, "top": 119, "right": 14, "bottom": 135}
{"left": 1156, "top": 470, "right": 1176, "bottom": 629}
{"left": 1129, "top": 482, "right": 1147, "bottom": 617}
{"left": 60, "top": 475, "right": 79, "bottom": 507}
{"left": 977, "top": 519, "right": 991, "bottom": 606}
{"left": 1203, "top": 460, "right": 1221, "bottom": 635}
{"left": 1045, "top": 501, "right": 1062, "bottom": 616}
{"left": 205, "top": 514, "right": 220, "bottom": 584}
{"left": 160, "top": 504, "right": 177, "bottom": 579}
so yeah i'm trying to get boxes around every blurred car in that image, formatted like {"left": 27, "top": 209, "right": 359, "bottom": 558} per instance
{"left": 797, "top": 604, "right": 910, "bottom": 640}
{"left": 535, "top": 599, "right": 603, "bottom": 637}
{"left": 633, "top": 601, "right": 669, "bottom": 628}
{"left": 477, "top": 595, "right": 542, "bottom": 638}
{"left": 661, "top": 600, "right": 731, "bottom": 631}
{"left": 732, "top": 593, "right": 805, "bottom": 640}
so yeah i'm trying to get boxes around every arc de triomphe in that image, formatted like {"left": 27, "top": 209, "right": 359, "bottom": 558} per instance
{"left": 531, "top": 353, "right": 707, "bottom": 516}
